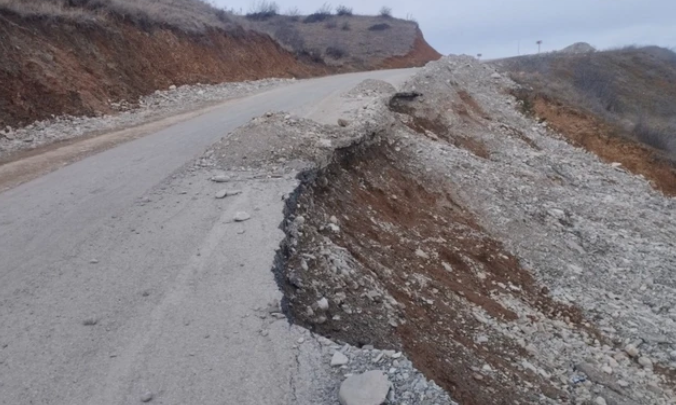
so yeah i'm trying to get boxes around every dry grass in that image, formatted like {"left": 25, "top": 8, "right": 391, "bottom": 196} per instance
{"left": 496, "top": 46, "right": 676, "bottom": 158}
{"left": 0, "top": 0, "right": 239, "bottom": 33}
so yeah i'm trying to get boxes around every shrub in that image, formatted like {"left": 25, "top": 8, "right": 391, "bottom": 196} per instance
{"left": 325, "top": 20, "right": 337, "bottom": 29}
{"left": 285, "top": 6, "right": 300, "bottom": 20}
{"left": 303, "top": 2, "right": 332, "bottom": 23}
{"left": 633, "top": 119, "right": 676, "bottom": 154}
{"left": 379, "top": 6, "right": 392, "bottom": 18}
{"left": 325, "top": 45, "right": 347, "bottom": 59}
{"left": 245, "top": 0, "right": 279, "bottom": 21}
{"left": 341, "top": 21, "right": 350, "bottom": 31}
{"left": 336, "top": 5, "right": 352, "bottom": 16}
{"left": 368, "top": 23, "right": 391, "bottom": 31}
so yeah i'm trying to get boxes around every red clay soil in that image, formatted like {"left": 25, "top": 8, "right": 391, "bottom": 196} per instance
{"left": 378, "top": 28, "right": 442, "bottom": 69}
{"left": 0, "top": 12, "right": 330, "bottom": 128}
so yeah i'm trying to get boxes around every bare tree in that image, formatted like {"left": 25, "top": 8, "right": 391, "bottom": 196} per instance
{"left": 536, "top": 40, "right": 543, "bottom": 54}
{"left": 477, "top": 53, "right": 482, "bottom": 60}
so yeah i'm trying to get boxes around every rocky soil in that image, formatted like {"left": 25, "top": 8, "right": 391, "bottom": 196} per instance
{"left": 0, "top": 78, "right": 292, "bottom": 160}
{"left": 196, "top": 57, "right": 676, "bottom": 404}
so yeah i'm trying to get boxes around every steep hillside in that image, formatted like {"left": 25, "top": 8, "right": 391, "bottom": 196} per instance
{"left": 494, "top": 46, "right": 676, "bottom": 195}
{"left": 0, "top": 0, "right": 440, "bottom": 128}
{"left": 246, "top": 13, "right": 440, "bottom": 69}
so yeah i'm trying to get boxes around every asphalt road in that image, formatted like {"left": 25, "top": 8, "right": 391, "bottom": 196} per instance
{"left": 0, "top": 68, "right": 415, "bottom": 405}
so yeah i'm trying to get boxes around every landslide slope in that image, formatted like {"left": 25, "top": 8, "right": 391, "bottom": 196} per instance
{"left": 494, "top": 46, "right": 676, "bottom": 195}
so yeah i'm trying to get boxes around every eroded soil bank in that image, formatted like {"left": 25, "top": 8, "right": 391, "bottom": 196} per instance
{"left": 273, "top": 57, "right": 676, "bottom": 404}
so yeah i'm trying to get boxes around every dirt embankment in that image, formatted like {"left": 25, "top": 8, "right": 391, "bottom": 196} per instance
{"left": 377, "top": 28, "right": 442, "bottom": 69}
{"left": 0, "top": 11, "right": 440, "bottom": 129}
{"left": 0, "top": 12, "right": 322, "bottom": 128}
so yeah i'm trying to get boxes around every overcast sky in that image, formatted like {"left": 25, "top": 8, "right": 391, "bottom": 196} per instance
{"left": 213, "top": 0, "right": 676, "bottom": 58}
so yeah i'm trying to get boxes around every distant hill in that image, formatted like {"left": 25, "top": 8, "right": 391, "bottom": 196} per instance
{"left": 559, "top": 42, "right": 596, "bottom": 54}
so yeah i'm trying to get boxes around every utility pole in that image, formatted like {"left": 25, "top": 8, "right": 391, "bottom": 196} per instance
{"left": 518, "top": 40, "right": 520, "bottom": 56}
{"left": 537, "top": 40, "right": 542, "bottom": 54}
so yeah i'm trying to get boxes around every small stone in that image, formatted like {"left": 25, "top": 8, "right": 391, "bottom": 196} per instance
{"left": 90, "top": 259, "right": 99, "bottom": 264}
{"left": 327, "top": 223, "right": 340, "bottom": 233}
{"left": 317, "top": 298, "right": 330, "bottom": 312}
{"left": 338, "top": 371, "right": 391, "bottom": 405}
{"left": 670, "top": 350, "right": 676, "bottom": 360}
{"left": 472, "top": 373, "right": 484, "bottom": 381}
{"left": 594, "top": 397, "right": 607, "bottom": 405}
{"left": 638, "top": 356, "right": 653, "bottom": 369}
{"left": 624, "top": 344, "right": 639, "bottom": 358}
{"left": 297, "top": 337, "right": 305, "bottom": 344}
{"left": 141, "top": 392, "right": 154, "bottom": 402}
{"left": 617, "top": 380, "right": 630, "bottom": 388}
{"left": 601, "top": 365, "right": 613, "bottom": 375}
{"left": 331, "top": 351, "right": 349, "bottom": 367}
{"left": 329, "top": 216, "right": 339, "bottom": 224}
{"left": 233, "top": 212, "right": 251, "bottom": 222}
{"left": 169, "top": 85, "right": 177, "bottom": 91}
{"left": 211, "top": 175, "right": 230, "bottom": 183}
{"left": 415, "top": 248, "right": 429, "bottom": 259}
{"left": 215, "top": 189, "right": 242, "bottom": 199}
{"left": 338, "top": 118, "right": 350, "bottom": 127}
{"left": 476, "top": 335, "right": 489, "bottom": 344}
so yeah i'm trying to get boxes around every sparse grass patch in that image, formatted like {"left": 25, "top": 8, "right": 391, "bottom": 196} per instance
{"left": 325, "top": 20, "right": 337, "bottom": 29}
{"left": 303, "top": 2, "right": 332, "bottom": 23}
{"left": 0, "top": 0, "right": 240, "bottom": 33}
{"left": 245, "top": 0, "right": 279, "bottom": 21}
{"left": 341, "top": 21, "right": 350, "bottom": 31}
{"left": 633, "top": 119, "right": 676, "bottom": 156}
